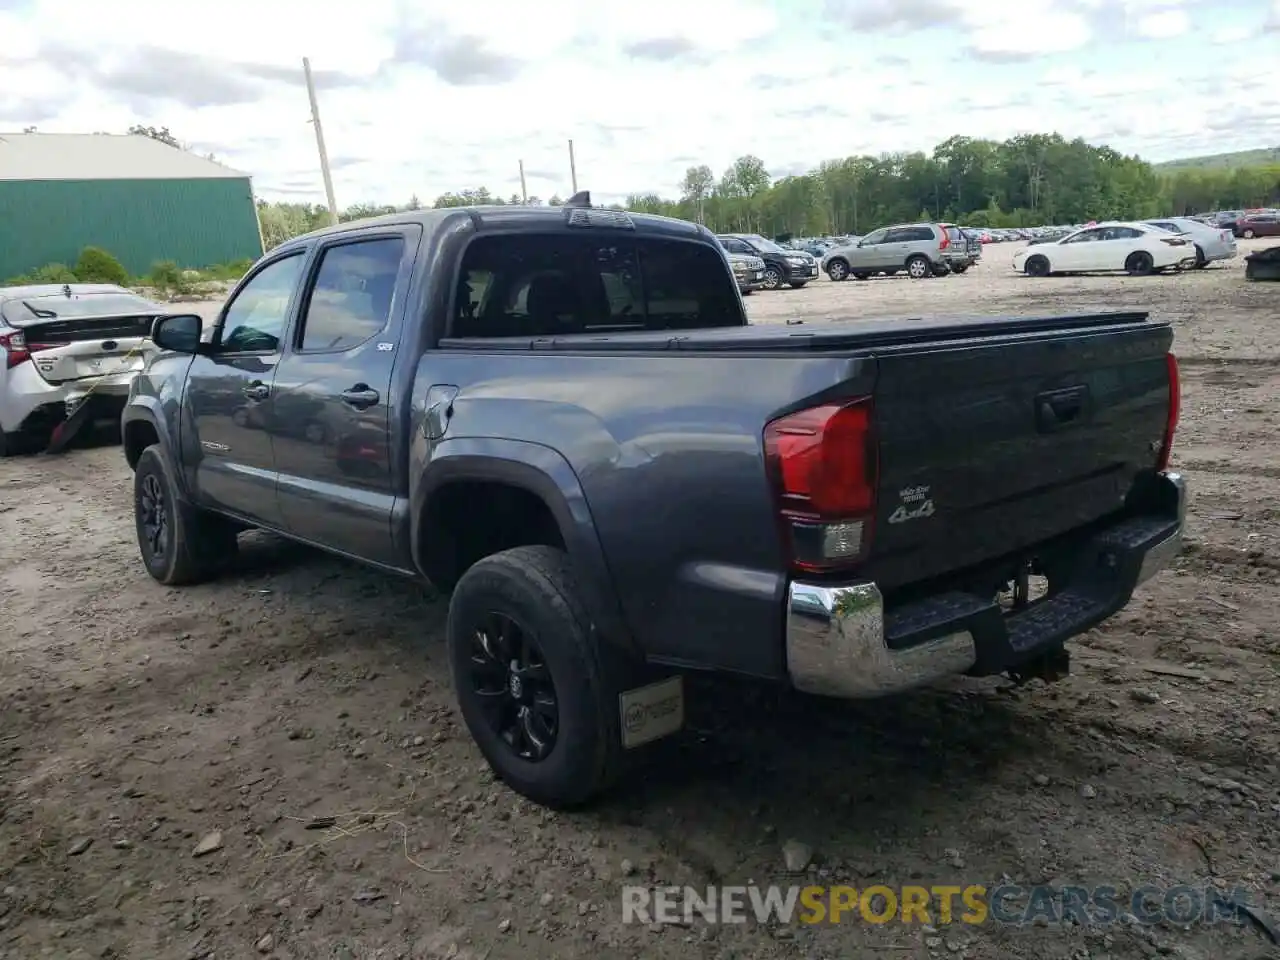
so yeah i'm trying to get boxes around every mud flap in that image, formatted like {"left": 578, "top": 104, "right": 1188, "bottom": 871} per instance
{"left": 618, "top": 676, "right": 684, "bottom": 749}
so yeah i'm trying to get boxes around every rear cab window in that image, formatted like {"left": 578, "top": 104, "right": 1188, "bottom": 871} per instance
{"left": 450, "top": 234, "right": 742, "bottom": 338}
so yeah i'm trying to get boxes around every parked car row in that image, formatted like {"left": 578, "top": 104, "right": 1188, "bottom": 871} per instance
{"left": 717, "top": 234, "right": 819, "bottom": 290}
{"left": 819, "top": 222, "right": 982, "bottom": 281}
{"left": 1199, "top": 208, "right": 1280, "bottom": 238}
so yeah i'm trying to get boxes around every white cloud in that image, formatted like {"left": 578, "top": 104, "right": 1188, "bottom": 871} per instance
{"left": 1211, "top": 25, "right": 1252, "bottom": 43}
{"left": 0, "top": 0, "right": 1274, "bottom": 206}
{"left": 1134, "top": 9, "right": 1190, "bottom": 38}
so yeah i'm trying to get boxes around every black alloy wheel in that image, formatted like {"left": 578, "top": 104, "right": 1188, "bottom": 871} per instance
{"left": 467, "top": 611, "right": 559, "bottom": 761}
{"left": 138, "top": 472, "right": 169, "bottom": 563}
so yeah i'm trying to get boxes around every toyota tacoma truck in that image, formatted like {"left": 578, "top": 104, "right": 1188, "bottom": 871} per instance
{"left": 122, "top": 196, "right": 1185, "bottom": 808}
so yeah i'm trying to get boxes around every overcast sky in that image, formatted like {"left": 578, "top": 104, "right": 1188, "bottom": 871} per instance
{"left": 1, "top": 0, "right": 1278, "bottom": 207}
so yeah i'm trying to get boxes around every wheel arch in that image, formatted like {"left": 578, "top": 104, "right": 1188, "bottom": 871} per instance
{"left": 412, "top": 438, "right": 638, "bottom": 656}
{"left": 122, "top": 401, "right": 175, "bottom": 473}
{"left": 1024, "top": 252, "right": 1051, "bottom": 274}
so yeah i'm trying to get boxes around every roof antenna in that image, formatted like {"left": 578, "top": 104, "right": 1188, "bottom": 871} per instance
{"left": 565, "top": 190, "right": 591, "bottom": 208}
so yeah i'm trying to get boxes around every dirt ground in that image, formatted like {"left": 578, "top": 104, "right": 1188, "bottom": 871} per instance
{"left": 1, "top": 241, "right": 1277, "bottom": 960}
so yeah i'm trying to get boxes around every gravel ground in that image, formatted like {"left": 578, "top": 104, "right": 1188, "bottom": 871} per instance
{"left": 1, "top": 240, "right": 1277, "bottom": 960}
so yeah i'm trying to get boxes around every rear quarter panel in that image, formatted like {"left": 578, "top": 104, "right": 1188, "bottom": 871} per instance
{"left": 412, "top": 349, "right": 876, "bottom": 678}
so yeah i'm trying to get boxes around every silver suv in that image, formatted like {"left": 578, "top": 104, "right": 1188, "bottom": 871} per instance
{"left": 821, "top": 223, "right": 958, "bottom": 281}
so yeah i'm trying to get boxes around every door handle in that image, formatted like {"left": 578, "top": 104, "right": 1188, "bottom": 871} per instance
{"left": 243, "top": 381, "right": 270, "bottom": 401}
{"left": 1035, "top": 386, "right": 1088, "bottom": 432}
{"left": 341, "top": 385, "right": 380, "bottom": 409}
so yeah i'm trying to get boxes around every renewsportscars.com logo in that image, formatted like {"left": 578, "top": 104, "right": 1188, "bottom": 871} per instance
{"left": 622, "top": 883, "right": 1259, "bottom": 928}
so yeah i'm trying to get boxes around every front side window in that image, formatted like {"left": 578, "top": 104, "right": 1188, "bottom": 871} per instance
{"left": 221, "top": 254, "right": 305, "bottom": 352}
{"left": 860, "top": 229, "right": 888, "bottom": 245}
{"left": 1064, "top": 229, "right": 1102, "bottom": 244}
{"left": 298, "top": 237, "right": 404, "bottom": 352}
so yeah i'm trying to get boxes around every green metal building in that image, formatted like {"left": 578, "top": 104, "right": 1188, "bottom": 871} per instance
{"left": 0, "top": 132, "right": 264, "bottom": 279}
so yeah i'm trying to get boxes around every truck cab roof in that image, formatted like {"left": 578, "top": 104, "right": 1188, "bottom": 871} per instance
{"left": 278, "top": 204, "right": 711, "bottom": 256}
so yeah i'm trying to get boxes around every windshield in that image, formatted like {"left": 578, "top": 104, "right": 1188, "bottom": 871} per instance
{"left": 743, "top": 235, "right": 786, "bottom": 254}
{"left": 2, "top": 292, "right": 159, "bottom": 325}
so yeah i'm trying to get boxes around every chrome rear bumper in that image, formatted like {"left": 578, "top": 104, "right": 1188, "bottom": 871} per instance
{"left": 786, "top": 472, "right": 1186, "bottom": 700}
{"left": 786, "top": 582, "right": 976, "bottom": 699}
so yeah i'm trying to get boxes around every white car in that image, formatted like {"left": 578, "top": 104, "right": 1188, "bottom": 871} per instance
{"left": 1143, "top": 217, "right": 1238, "bottom": 267}
{"left": 1012, "top": 222, "right": 1199, "bottom": 277}
{"left": 0, "top": 284, "right": 165, "bottom": 456}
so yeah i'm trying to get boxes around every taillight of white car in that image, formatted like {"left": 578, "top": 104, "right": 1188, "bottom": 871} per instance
{"left": 0, "top": 331, "right": 29, "bottom": 368}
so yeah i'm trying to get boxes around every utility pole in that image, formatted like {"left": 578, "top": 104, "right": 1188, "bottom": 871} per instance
{"left": 568, "top": 139, "right": 578, "bottom": 194}
{"left": 303, "top": 56, "right": 339, "bottom": 226}
{"left": 519, "top": 159, "right": 528, "bottom": 204}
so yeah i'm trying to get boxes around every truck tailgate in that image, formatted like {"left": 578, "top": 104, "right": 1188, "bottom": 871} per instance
{"left": 867, "top": 320, "right": 1174, "bottom": 591}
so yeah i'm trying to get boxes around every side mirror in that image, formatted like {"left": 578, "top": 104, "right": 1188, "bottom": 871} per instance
{"left": 152, "top": 314, "right": 203, "bottom": 353}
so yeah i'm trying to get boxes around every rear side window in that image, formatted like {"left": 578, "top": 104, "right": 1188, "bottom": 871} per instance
{"left": 298, "top": 237, "right": 404, "bottom": 352}
{"left": 886, "top": 226, "right": 935, "bottom": 242}
{"left": 451, "top": 235, "right": 741, "bottom": 338}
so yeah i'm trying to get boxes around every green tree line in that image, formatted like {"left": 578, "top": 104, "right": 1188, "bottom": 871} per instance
{"left": 246, "top": 132, "right": 1280, "bottom": 248}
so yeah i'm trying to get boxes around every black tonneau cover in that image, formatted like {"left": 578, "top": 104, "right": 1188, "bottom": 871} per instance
{"left": 439, "top": 311, "right": 1154, "bottom": 353}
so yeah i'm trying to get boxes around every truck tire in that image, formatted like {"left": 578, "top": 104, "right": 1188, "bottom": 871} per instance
{"left": 1194, "top": 244, "right": 1207, "bottom": 268}
{"left": 853, "top": 272, "right": 871, "bottom": 281}
{"left": 1242, "top": 229, "right": 1255, "bottom": 239}
{"left": 762, "top": 267, "right": 783, "bottom": 290}
{"left": 447, "top": 545, "right": 625, "bottom": 808}
{"left": 789, "top": 281, "right": 808, "bottom": 289}
{"left": 951, "top": 264, "right": 969, "bottom": 274}
{"left": 1125, "top": 251, "right": 1155, "bottom": 276}
{"left": 825, "top": 258, "right": 850, "bottom": 281}
{"left": 906, "top": 255, "right": 931, "bottom": 279}
{"left": 133, "top": 445, "right": 238, "bottom": 586}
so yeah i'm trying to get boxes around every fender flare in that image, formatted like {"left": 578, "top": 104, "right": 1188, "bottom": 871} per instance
{"left": 411, "top": 437, "right": 638, "bottom": 657}
{"left": 121, "top": 399, "right": 189, "bottom": 493}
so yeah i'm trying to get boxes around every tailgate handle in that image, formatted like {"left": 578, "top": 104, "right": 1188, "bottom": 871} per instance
{"left": 1036, "top": 386, "right": 1088, "bottom": 432}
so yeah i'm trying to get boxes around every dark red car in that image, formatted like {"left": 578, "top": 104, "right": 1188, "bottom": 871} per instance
{"left": 1235, "top": 213, "right": 1280, "bottom": 239}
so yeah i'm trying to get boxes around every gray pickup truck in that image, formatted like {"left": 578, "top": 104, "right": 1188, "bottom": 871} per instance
{"left": 122, "top": 197, "right": 1185, "bottom": 808}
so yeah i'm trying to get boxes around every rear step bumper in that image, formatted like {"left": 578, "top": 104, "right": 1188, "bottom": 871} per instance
{"left": 786, "top": 472, "right": 1186, "bottom": 700}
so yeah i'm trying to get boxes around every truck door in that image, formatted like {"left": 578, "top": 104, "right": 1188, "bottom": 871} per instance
{"left": 269, "top": 225, "right": 421, "bottom": 566}
{"left": 185, "top": 251, "right": 307, "bottom": 526}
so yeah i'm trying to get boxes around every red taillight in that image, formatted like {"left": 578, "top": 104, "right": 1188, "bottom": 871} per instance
{"left": 938, "top": 227, "right": 950, "bottom": 250}
{"left": 0, "top": 331, "right": 29, "bottom": 369}
{"left": 1156, "top": 353, "right": 1179, "bottom": 471}
{"left": 764, "top": 398, "right": 877, "bottom": 573}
